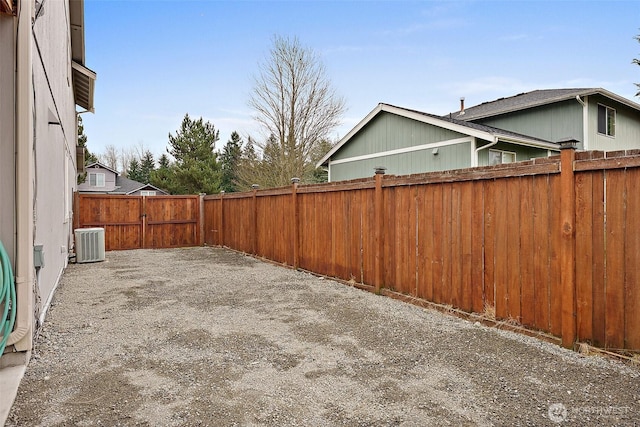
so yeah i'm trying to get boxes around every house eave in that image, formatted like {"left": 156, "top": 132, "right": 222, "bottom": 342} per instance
{"left": 460, "top": 88, "right": 640, "bottom": 122}
{"left": 72, "top": 61, "right": 96, "bottom": 112}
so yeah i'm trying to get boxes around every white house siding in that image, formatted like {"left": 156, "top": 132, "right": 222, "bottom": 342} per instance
{"left": 0, "top": 14, "right": 16, "bottom": 266}
{"left": 31, "top": 0, "right": 78, "bottom": 320}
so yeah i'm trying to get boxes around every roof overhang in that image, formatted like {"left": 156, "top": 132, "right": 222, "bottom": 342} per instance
{"left": 72, "top": 61, "right": 96, "bottom": 112}
{"left": 460, "top": 88, "right": 640, "bottom": 121}
{"left": 317, "top": 103, "right": 557, "bottom": 167}
{"left": 0, "top": 0, "right": 14, "bottom": 15}
{"left": 69, "top": 0, "right": 96, "bottom": 112}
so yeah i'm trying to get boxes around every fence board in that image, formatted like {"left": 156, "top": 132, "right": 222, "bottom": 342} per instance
{"left": 441, "top": 184, "right": 453, "bottom": 305}
{"left": 186, "top": 150, "right": 640, "bottom": 353}
{"left": 494, "top": 179, "right": 508, "bottom": 319}
{"left": 470, "top": 180, "right": 484, "bottom": 314}
{"left": 591, "top": 171, "right": 606, "bottom": 347}
{"left": 431, "top": 184, "right": 444, "bottom": 304}
{"left": 625, "top": 168, "right": 640, "bottom": 350}
{"left": 450, "top": 183, "right": 462, "bottom": 308}
{"left": 519, "top": 177, "right": 535, "bottom": 328}
{"left": 605, "top": 170, "right": 626, "bottom": 349}
{"left": 532, "top": 175, "right": 550, "bottom": 332}
{"left": 483, "top": 180, "right": 496, "bottom": 311}
{"left": 506, "top": 178, "right": 521, "bottom": 322}
{"left": 416, "top": 185, "right": 434, "bottom": 302}
{"left": 575, "top": 172, "right": 594, "bottom": 342}
{"left": 549, "top": 174, "right": 563, "bottom": 337}
{"left": 460, "top": 182, "right": 472, "bottom": 312}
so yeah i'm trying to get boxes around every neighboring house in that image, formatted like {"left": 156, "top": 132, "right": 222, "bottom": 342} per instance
{"left": 318, "top": 103, "right": 559, "bottom": 182}
{"left": 448, "top": 88, "right": 640, "bottom": 152}
{"left": 0, "top": 0, "right": 95, "bottom": 418}
{"left": 318, "top": 89, "right": 640, "bottom": 182}
{"left": 78, "top": 162, "right": 169, "bottom": 195}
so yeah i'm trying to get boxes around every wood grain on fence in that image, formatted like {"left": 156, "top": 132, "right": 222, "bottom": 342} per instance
{"left": 198, "top": 150, "right": 640, "bottom": 352}
{"left": 75, "top": 194, "right": 200, "bottom": 250}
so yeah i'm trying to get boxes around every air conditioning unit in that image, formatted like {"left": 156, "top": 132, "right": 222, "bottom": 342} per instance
{"left": 75, "top": 227, "right": 105, "bottom": 263}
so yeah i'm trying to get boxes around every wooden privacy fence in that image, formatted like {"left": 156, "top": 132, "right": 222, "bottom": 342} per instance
{"left": 74, "top": 194, "right": 202, "bottom": 250}
{"left": 203, "top": 147, "right": 640, "bottom": 352}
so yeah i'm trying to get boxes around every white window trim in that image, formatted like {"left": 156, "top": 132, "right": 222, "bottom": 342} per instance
{"left": 597, "top": 104, "right": 616, "bottom": 138}
{"left": 89, "top": 172, "right": 105, "bottom": 187}
{"left": 140, "top": 190, "right": 156, "bottom": 196}
{"left": 488, "top": 148, "right": 516, "bottom": 165}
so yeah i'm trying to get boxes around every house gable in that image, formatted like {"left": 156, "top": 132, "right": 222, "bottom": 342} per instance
{"left": 77, "top": 163, "right": 117, "bottom": 192}
{"left": 332, "top": 111, "right": 469, "bottom": 161}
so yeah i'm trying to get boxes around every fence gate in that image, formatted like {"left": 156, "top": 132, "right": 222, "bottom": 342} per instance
{"left": 74, "top": 194, "right": 202, "bottom": 251}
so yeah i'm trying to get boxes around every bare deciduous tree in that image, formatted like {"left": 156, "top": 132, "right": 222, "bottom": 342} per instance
{"left": 248, "top": 35, "right": 346, "bottom": 187}
{"left": 98, "top": 144, "right": 119, "bottom": 171}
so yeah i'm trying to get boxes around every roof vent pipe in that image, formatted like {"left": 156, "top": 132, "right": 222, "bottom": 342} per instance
{"left": 459, "top": 97, "right": 465, "bottom": 115}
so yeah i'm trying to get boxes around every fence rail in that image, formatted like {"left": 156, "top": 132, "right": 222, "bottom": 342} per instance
{"left": 203, "top": 148, "right": 640, "bottom": 352}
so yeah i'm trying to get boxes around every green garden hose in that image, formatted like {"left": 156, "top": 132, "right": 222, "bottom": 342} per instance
{"left": 0, "top": 240, "right": 16, "bottom": 355}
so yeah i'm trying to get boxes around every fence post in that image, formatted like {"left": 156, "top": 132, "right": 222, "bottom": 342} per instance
{"left": 219, "top": 191, "right": 225, "bottom": 247}
{"left": 291, "top": 178, "right": 300, "bottom": 269}
{"left": 374, "top": 167, "right": 386, "bottom": 292}
{"left": 252, "top": 184, "right": 259, "bottom": 255}
{"left": 73, "top": 192, "right": 80, "bottom": 231}
{"left": 141, "top": 195, "right": 147, "bottom": 249}
{"left": 560, "top": 140, "right": 577, "bottom": 349}
{"left": 199, "top": 194, "right": 205, "bottom": 246}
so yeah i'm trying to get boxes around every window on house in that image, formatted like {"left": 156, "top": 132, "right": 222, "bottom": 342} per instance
{"left": 488, "top": 149, "right": 516, "bottom": 166}
{"left": 89, "top": 172, "right": 105, "bottom": 187}
{"left": 597, "top": 104, "right": 615, "bottom": 137}
{"left": 140, "top": 190, "right": 156, "bottom": 196}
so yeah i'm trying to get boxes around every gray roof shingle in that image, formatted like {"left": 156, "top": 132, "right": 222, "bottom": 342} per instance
{"left": 447, "top": 88, "right": 596, "bottom": 121}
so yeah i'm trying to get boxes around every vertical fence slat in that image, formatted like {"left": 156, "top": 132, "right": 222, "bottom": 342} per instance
{"left": 605, "top": 169, "right": 626, "bottom": 349}
{"left": 549, "top": 174, "right": 563, "bottom": 337}
{"left": 575, "top": 172, "right": 593, "bottom": 343}
{"left": 417, "top": 185, "right": 434, "bottom": 302}
{"left": 431, "top": 184, "right": 444, "bottom": 304}
{"left": 450, "top": 183, "right": 462, "bottom": 308}
{"left": 532, "top": 175, "right": 550, "bottom": 331}
{"left": 519, "top": 176, "right": 535, "bottom": 328}
{"left": 460, "top": 182, "right": 472, "bottom": 312}
{"left": 494, "top": 179, "right": 508, "bottom": 319}
{"left": 483, "top": 180, "right": 496, "bottom": 312}
{"left": 470, "top": 180, "right": 484, "bottom": 314}
{"left": 625, "top": 168, "right": 640, "bottom": 350}
{"left": 441, "top": 184, "right": 453, "bottom": 305}
{"left": 507, "top": 177, "right": 522, "bottom": 322}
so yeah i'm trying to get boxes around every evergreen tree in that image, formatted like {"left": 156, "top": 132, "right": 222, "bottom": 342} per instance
{"left": 150, "top": 154, "right": 174, "bottom": 194}
{"left": 165, "top": 114, "right": 221, "bottom": 194}
{"left": 220, "top": 131, "right": 243, "bottom": 192}
{"left": 76, "top": 116, "right": 97, "bottom": 184}
{"left": 139, "top": 150, "right": 155, "bottom": 184}
{"left": 126, "top": 158, "right": 143, "bottom": 182}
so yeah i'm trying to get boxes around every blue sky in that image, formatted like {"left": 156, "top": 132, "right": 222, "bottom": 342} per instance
{"left": 81, "top": 0, "right": 640, "bottom": 163}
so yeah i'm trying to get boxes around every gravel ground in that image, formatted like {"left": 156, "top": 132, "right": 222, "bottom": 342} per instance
{"left": 6, "top": 247, "right": 640, "bottom": 426}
